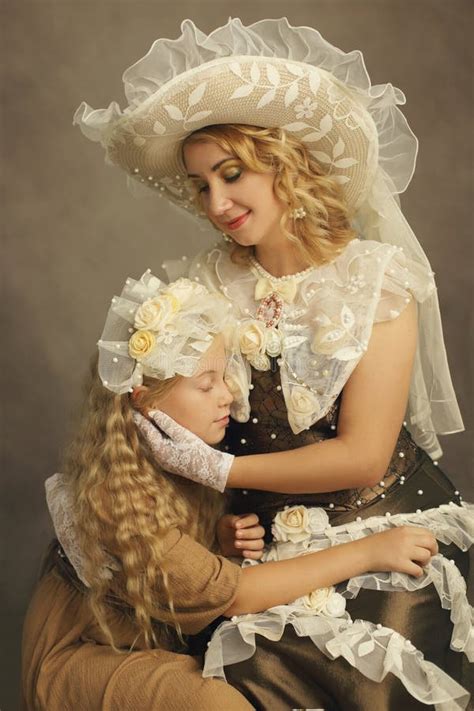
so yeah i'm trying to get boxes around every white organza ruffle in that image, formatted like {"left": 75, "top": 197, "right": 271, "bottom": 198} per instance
{"left": 203, "top": 503, "right": 473, "bottom": 710}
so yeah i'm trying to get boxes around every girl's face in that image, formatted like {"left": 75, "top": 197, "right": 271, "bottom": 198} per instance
{"left": 183, "top": 140, "right": 286, "bottom": 248}
{"left": 144, "top": 335, "right": 233, "bottom": 445}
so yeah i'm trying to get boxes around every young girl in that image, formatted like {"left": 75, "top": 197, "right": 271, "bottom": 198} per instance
{"left": 72, "top": 17, "right": 472, "bottom": 708}
{"left": 22, "top": 273, "right": 446, "bottom": 711}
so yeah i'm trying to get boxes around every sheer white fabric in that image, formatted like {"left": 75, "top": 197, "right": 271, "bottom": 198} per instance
{"left": 166, "top": 237, "right": 462, "bottom": 458}
{"left": 204, "top": 503, "right": 473, "bottom": 710}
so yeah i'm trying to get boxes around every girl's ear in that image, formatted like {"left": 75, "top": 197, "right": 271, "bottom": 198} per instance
{"left": 130, "top": 385, "right": 150, "bottom": 413}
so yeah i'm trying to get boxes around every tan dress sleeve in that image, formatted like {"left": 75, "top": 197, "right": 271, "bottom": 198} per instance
{"left": 149, "top": 528, "right": 241, "bottom": 635}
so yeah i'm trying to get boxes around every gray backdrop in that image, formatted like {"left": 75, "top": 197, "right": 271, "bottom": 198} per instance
{"left": 2, "top": 1, "right": 472, "bottom": 709}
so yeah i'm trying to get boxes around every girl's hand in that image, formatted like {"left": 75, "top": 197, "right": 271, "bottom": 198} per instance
{"left": 217, "top": 513, "right": 265, "bottom": 560}
{"left": 367, "top": 526, "right": 439, "bottom": 578}
{"left": 132, "top": 410, "right": 234, "bottom": 492}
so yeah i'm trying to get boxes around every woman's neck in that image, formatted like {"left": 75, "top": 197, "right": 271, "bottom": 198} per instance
{"left": 254, "top": 239, "right": 310, "bottom": 278}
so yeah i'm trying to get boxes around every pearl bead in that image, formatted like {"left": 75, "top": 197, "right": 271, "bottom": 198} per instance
{"left": 379, "top": 481, "right": 385, "bottom": 487}
{"left": 128, "top": 328, "right": 133, "bottom": 333}
{"left": 385, "top": 512, "right": 391, "bottom": 518}
{"left": 416, "top": 509, "right": 421, "bottom": 514}
{"left": 103, "top": 380, "right": 108, "bottom": 386}
{"left": 112, "top": 357, "right": 118, "bottom": 363}
{"left": 270, "top": 433, "right": 277, "bottom": 439}
{"left": 240, "top": 438, "right": 247, "bottom": 444}
{"left": 403, "top": 421, "right": 407, "bottom": 426}
{"left": 381, "top": 493, "right": 385, "bottom": 499}
{"left": 400, "top": 476, "right": 405, "bottom": 481}
{"left": 276, "top": 385, "right": 282, "bottom": 391}
{"left": 356, "top": 500, "right": 362, "bottom": 506}
{"left": 133, "top": 168, "right": 139, "bottom": 174}
{"left": 249, "top": 384, "right": 254, "bottom": 390}
{"left": 417, "top": 489, "right": 423, "bottom": 496}
{"left": 330, "top": 424, "right": 336, "bottom": 431}
{"left": 356, "top": 516, "right": 362, "bottom": 522}
{"left": 242, "top": 490, "right": 248, "bottom": 495}
{"left": 376, "top": 623, "right": 382, "bottom": 630}
{"left": 398, "top": 452, "right": 405, "bottom": 458}
{"left": 329, "top": 503, "right": 335, "bottom": 509}
{"left": 454, "top": 490, "right": 459, "bottom": 496}
{"left": 252, "top": 418, "right": 258, "bottom": 424}
{"left": 433, "top": 461, "right": 439, "bottom": 466}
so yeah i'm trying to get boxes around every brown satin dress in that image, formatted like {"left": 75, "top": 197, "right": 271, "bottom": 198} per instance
{"left": 222, "top": 364, "right": 471, "bottom": 711}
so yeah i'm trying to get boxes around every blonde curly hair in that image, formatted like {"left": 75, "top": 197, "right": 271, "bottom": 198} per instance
{"left": 183, "top": 124, "right": 356, "bottom": 266}
{"left": 62, "top": 357, "right": 224, "bottom": 650}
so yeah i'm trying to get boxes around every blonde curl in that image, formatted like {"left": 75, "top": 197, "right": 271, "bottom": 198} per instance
{"left": 62, "top": 356, "right": 224, "bottom": 650}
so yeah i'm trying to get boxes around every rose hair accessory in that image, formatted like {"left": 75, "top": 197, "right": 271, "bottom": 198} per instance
{"left": 98, "top": 272, "right": 234, "bottom": 393}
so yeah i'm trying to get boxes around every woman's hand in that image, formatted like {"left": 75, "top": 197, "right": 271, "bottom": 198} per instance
{"left": 217, "top": 513, "right": 265, "bottom": 560}
{"left": 133, "top": 410, "right": 234, "bottom": 493}
{"left": 365, "top": 526, "right": 439, "bottom": 578}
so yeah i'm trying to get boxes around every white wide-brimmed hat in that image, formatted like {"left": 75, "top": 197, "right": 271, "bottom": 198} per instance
{"left": 73, "top": 18, "right": 417, "bottom": 215}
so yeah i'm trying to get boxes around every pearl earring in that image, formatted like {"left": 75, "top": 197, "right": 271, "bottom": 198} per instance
{"left": 291, "top": 206, "right": 307, "bottom": 220}
{"left": 222, "top": 232, "right": 233, "bottom": 243}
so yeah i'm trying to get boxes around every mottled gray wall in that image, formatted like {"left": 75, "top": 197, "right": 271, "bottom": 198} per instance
{"left": 2, "top": 1, "right": 472, "bottom": 708}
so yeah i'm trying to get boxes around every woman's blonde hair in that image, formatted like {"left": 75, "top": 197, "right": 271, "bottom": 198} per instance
{"left": 62, "top": 356, "right": 224, "bottom": 649}
{"left": 184, "top": 124, "right": 356, "bottom": 267}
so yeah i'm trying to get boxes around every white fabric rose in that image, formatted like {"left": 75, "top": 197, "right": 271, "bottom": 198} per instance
{"left": 273, "top": 505, "right": 312, "bottom": 543}
{"left": 324, "top": 592, "right": 347, "bottom": 617}
{"left": 265, "top": 327, "right": 282, "bottom": 357}
{"left": 166, "top": 277, "right": 206, "bottom": 306}
{"left": 308, "top": 507, "right": 330, "bottom": 534}
{"left": 288, "top": 386, "right": 319, "bottom": 430}
{"left": 134, "top": 295, "right": 176, "bottom": 331}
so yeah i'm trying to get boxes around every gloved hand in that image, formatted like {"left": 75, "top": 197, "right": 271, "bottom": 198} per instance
{"left": 132, "top": 409, "right": 235, "bottom": 493}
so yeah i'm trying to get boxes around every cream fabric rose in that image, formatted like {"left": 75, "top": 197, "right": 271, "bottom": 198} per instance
{"left": 134, "top": 295, "right": 176, "bottom": 331}
{"left": 248, "top": 352, "right": 271, "bottom": 371}
{"left": 166, "top": 278, "right": 206, "bottom": 306}
{"left": 288, "top": 386, "right": 318, "bottom": 430}
{"left": 273, "top": 505, "right": 311, "bottom": 543}
{"left": 239, "top": 320, "right": 267, "bottom": 357}
{"left": 301, "top": 586, "right": 334, "bottom": 612}
{"left": 128, "top": 330, "right": 156, "bottom": 360}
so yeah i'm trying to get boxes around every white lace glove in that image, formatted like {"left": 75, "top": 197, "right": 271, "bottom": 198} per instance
{"left": 45, "top": 473, "right": 117, "bottom": 586}
{"left": 132, "top": 410, "right": 235, "bottom": 493}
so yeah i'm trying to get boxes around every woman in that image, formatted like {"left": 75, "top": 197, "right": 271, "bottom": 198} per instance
{"left": 21, "top": 273, "right": 444, "bottom": 710}
{"left": 73, "top": 18, "right": 472, "bottom": 709}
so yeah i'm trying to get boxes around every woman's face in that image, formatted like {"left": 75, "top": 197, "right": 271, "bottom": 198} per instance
{"left": 145, "top": 335, "right": 233, "bottom": 445}
{"left": 183, "top": 139, "right": 286, "bottom": 248}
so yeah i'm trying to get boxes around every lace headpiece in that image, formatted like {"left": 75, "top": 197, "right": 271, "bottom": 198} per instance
{"left": 98, "top": 272, "right": 233, "bottom": 393}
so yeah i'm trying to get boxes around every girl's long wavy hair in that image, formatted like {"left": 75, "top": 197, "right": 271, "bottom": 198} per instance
{"left": 184, "top": 124, "right": 356, "bottom": 266}
{"left": 62, "top": 357, "right": 224, "bottom": 650}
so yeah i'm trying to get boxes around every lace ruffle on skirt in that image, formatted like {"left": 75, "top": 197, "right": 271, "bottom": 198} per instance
{"left": 203, "top": 503, "right": 473, "bottom": 710}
